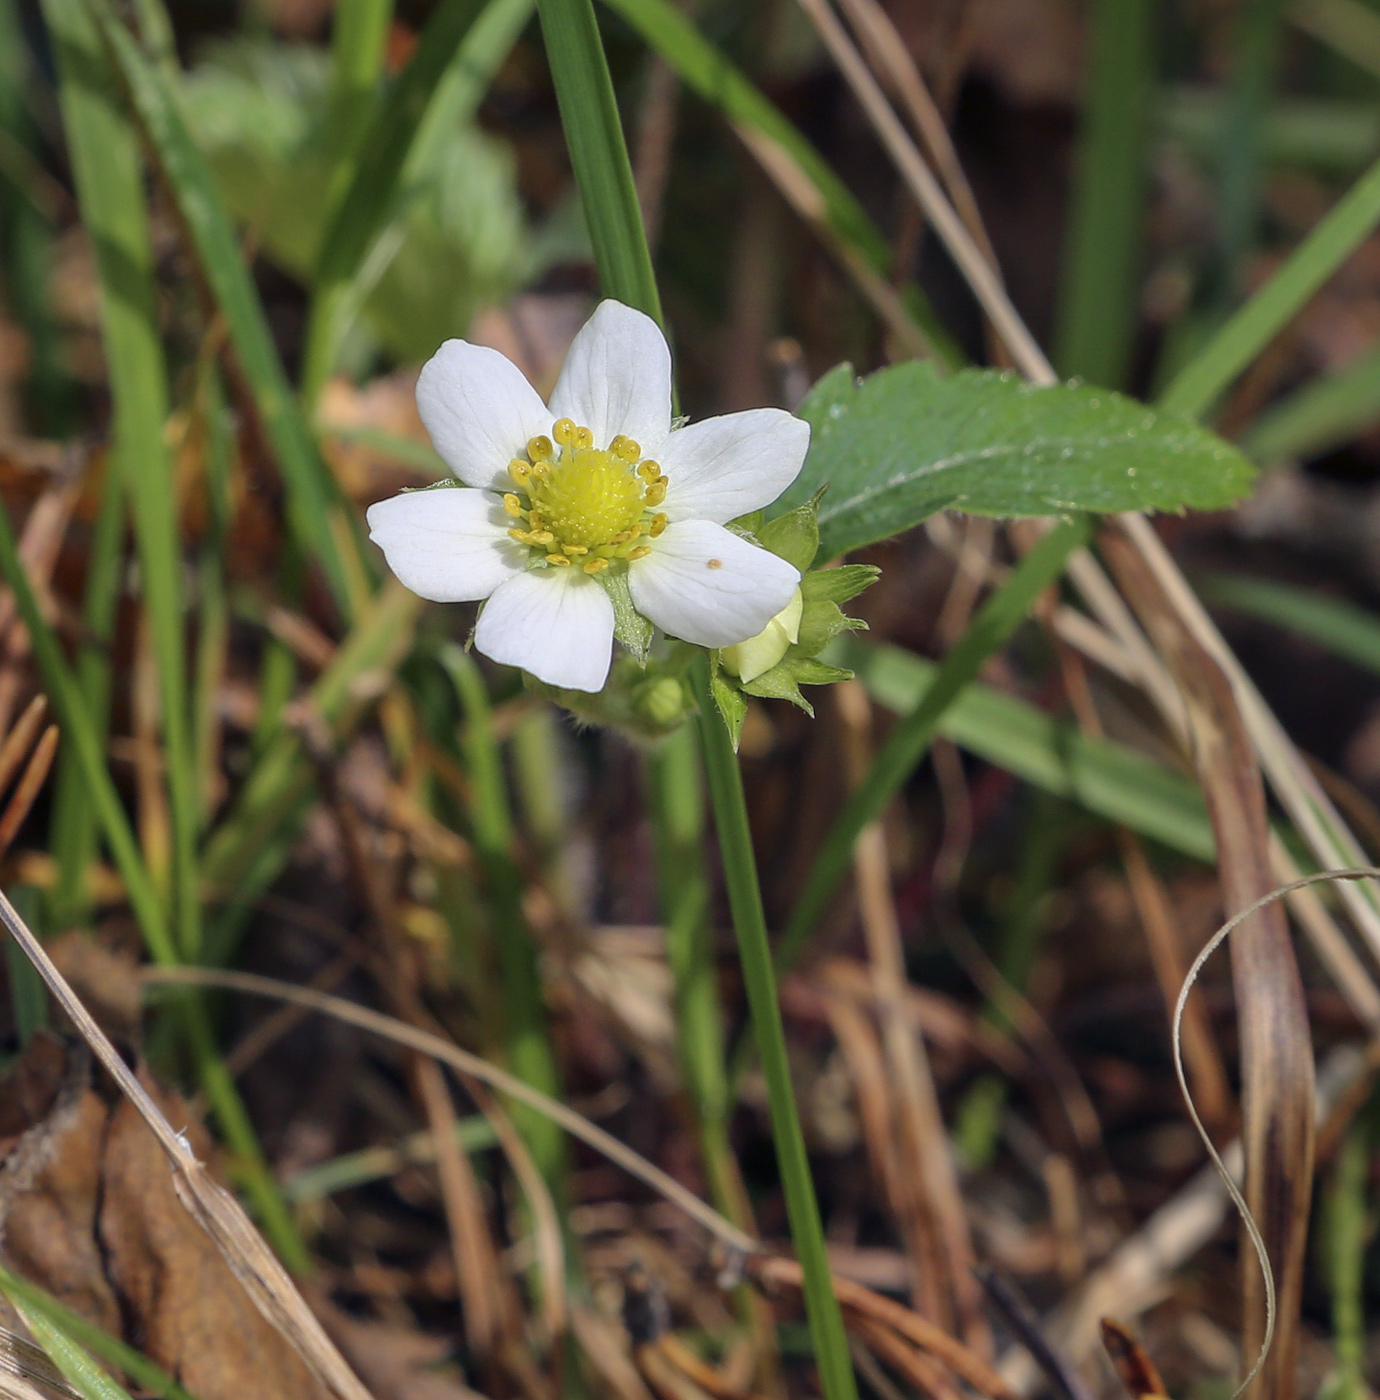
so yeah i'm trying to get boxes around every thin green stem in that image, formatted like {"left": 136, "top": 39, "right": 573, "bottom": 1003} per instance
{"left": 777, "top": 515, "right": 1094, "bottom": 971}
{"left": 1324, "top": 1124, "right": 1368, "bottom": 1400}
{"left": 692, "top": 659, "right": 858, "bottom": 1400}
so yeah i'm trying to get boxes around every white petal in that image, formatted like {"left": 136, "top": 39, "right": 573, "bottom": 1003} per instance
{"left": 548, "top": 300, "right": 672, "bottom": 457}
{"left": 629, "top": 520, "right": 800, "bottom": 648}
{"left": 474, "top": 566, "right": 615, "bottom": 692}
{"left": 659, "top": 408, "right": 811, "bottom": 524}
{"left": 416, "top": 340, "right": 551, "bottom": 490}
{"left": 367, "top": 488, "right": 523, "bottom": 602}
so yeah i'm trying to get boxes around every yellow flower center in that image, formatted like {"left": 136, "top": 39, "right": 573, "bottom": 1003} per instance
{"left": 502, "top": 417, "right": 669, "bottom": 575}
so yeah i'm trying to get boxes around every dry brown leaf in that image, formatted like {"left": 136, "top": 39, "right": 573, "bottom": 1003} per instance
{"left": 99, "top": 1075, "right": 336, "bottom": 1400}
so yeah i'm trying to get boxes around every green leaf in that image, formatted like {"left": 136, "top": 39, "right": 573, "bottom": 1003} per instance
{"left": 780, "top": 361, "right": 1256, "bottom": 561}
{"left": 799, "top": 564, "right": 880, "bottom": 605}
{"left": 709, "top": 671, "right": 747, "bottom": 750}
{"left": 758, "top": 489, "right": 823, "bottom": 572}
{"left": 598, "top": 564, "right": 654, "bottom": 664}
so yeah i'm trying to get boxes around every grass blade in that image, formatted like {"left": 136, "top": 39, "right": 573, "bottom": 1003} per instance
{"left": 1159, "top": 150, "right": 1380, "bottom": 418}
{"left": 0, "top": 1266, "right": 198, "bottom": 1400}
{"left": 779, "top": 515, "right": 1094, "bottom": 969}
{"left": 601, "top": 0, "right": 959, "bottom": 365}
{"left": 1053, "top": 0, "right": 1158, "bottom": 387}
{"left": 1202, "top": 573, "right": 1380, "bottom": 674}
{"left": 301, "top": 0, "right": 498, "bottom": 401}
{"left": 87, "top": 0, "right": 360, "bottom": 618}
{"left": 1241, "top": 341, "right": 1380, "bottom": 461}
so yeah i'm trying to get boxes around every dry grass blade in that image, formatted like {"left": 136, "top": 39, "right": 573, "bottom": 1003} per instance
{"left": 0, "top": 726, "right": 58, "bottom": 859}
{"left": 1098, "top": 1319, "right": 1168, "bottom": 1400}
{"left": 0, "top": 891, "right": 377, "bottom": 1400}
{"left": 144, "top": 964, "right": 757, "bottom": 1254}
{"left": 0, "top": 1325, "right": 79, "bottom": 1400}
{"left": 1102, "top": 534, "right": 1313, "bottom": 1400}
{"left": 0, "top": 697, "right": 49, "bottom": 800}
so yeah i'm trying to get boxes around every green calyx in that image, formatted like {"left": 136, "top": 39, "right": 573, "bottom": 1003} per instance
{"left": 711, "top": 488, "right": 879, "bottom": 748}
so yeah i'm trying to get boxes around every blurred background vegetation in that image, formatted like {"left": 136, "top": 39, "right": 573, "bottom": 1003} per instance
{"left": 6, "top": 0, "right": 1380, "bottom": 1398}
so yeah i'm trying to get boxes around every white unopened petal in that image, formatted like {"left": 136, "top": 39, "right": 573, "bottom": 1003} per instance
{"left": 659, "top": 408, "right": 810, "bottom": 524}
{"left": 367, "top": 488, "right": 523, "bottom": 602}
{"left": 474, "top": 566, "right": 615, "bottom": 692}
{"left": 628, "top": 519, "right": 800, "bottom": 648}
{"left": 548, "top": 300, "right": 672, "bottom": 457}
{"left": 417, "top": 340, "right": 552, "bottom": 491}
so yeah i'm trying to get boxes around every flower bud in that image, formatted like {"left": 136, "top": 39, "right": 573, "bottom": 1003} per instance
{"left": 720, "top": 587, "right": 803, "bottom": 683}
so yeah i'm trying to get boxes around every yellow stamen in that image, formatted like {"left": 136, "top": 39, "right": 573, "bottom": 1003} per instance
{"left": 547, "top": 553, "right": 571, "bottom": 566}
{"left": 563, "top": 543, "right": 588, "bottom": 555}
{"left": 503, "top": 494, "right": 524, "bottom": 517}
{"left": 528, "top": 435, "right": 554, "bottom": 461}
{"left": 509, "top": 460, "right": 530, "bottom": 486}
{"left": 583, "top": 557, "right": 609, "bottom": 574}
{"left": 508, "top": 528, "right": 530, "bottom": 543}
{"left": 645, "top": 480, "right": 667, "bottom": 507}
{"left": 650, "top": 513, "right": 668, "bottom": 537}
{"left": 553, "top": 417, "right": 577, "bottom": 447}
{"left": 573, "top": 425, "right": 594, "bottom": 450}
{"left": 610, "top": 435, "right": 641, "bottom": 462}
{"left": 529, "top": 529, "right": 555, "bottom": 546}
{"left": 638, "top": 461, "right": 659, "bottom": 481}
{"left": 627, "top": 546, "right": 652, "bottom": 561}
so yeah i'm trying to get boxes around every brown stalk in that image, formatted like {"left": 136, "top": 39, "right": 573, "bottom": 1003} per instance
{"left": 0, "top": 890, "right": 377, "bottom": 1400}
{"left": 837, "top": 679, "right": 986, "bottom": 1352}
{"left": 1100, "top": 530, "right": 1314, "bottom": 1400}
{"left": 0, "top": 697, "right": 49, "bottom": 800}
{"left": 847, "top": 1313, "right": 962, "bottom": 1400}
{"left": 0, "top": 726, "right": 58, "bottom": 858}
{"left": 1055, "top": 641, "right": 1233, "bottom": 1135}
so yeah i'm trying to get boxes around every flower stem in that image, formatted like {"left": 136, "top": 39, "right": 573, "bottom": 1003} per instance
{"left": 690, "top": 660, "right": 858, "bottom": 1400}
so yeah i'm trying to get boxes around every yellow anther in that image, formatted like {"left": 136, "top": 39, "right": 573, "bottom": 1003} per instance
{"left": 650, "top": 513, "right": 668, "bottom": 537}
{"left": 627, "top": 546, "right": 652, "bottom": 561}
{"left": 547, "top": 553, "right": 571, "bottom": 566}
{"left": 529, "top": 530, "right": 555, "bottom": 546}
{"left": 574, "top": 425, "right": 594, "bottom": 450}
{"left": 503, "top": 493, "right": 524, "bottom": 517}
{"left": 508, "top": 528, "right": 530, "bottom": 543}
{"left": 509, "top": 459, "right": 530, "bottom": 486}
{"left": 528, "top": 434, "right": 554, "bottom": 461}
{"left": 610, "top": 434, "right": 641, "bottom": 462}
{"left": 563, "top": 543, "right": 588, "bottom": 555}
{"left": 528, "top": 512, "right": 546, "bottom": 529}
{"left": 609, "top": 531, "right": 632, "bottom": 545}
{"left": 553, "top": 417, "right": 577, "bottom": 447}
{"left": 638, "top": 461, "right": 659, "bottom": 481}
{"left": 645, "top": 480, "right": 667, "bottom": 507}
{"left": 583, "top": 557, "right": 609, "bottom": 574}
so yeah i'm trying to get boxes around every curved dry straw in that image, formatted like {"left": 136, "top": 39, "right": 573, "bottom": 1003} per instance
{"left": 1174, "top": 865, "right": 1380, "bottom": 1398}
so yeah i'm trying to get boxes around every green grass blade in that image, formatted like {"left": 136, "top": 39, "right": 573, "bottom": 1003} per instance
{"left": 43, "top": 0, "right": 198, "bottom": 961}
{"left": 778, "top": 515, "right": 1095, "bottom": 969}
{"left": 6, "top": 1303, "right": 133, "bottom": 1400}
{"left": 843, "top": 636, "right": 1215, "bottom": 861}
{"left": 87, "top": 0, "right": 359, "bottom": 618}
{"left": 1241, "top": 342, "right": 1380, "bottom": 461}
{"left": 1202, "top": 573, "right": 1380, "bottom": 675}
{"left": 1053, "top": 0, "right": 1158, "bottom": 387}
{"left": 301, "top": 0, "right": 496, "bottom": 401}
{"left": 1159, "top": 150, "right": 1380, "bottom": 418}
{"left": 536, "top": 0, "right": 661, "bottom": 318}
{"left": 0, "top": 1265, "right": 199, "bottom": 1400}
{"left": 48, "top": 463, "right": 123, "bottom": 927}
{"left": 599, "top": 0, "right": 960, "bottom": 366}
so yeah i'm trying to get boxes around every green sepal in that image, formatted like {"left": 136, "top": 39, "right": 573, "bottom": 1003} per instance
{"left": 741, "top": 663, "right": 812, "bottom": 716}
{"left": 727, "top": 508, "right": 765, "bottom": 536}
{"left": 595, "top": 561, "right": 653, "bottom": 664}
{"left": 710, "top": 669, "right": 748, "bottom": 749}
{"left": 800, "top": 564, "right": 880, "bottom": 605}
{"left": 782, "top": 655, "right": 853, "bottom": 686}
{"left": 796, "top": 598, "right": 867, "bottom": 656}
{"left": 759, "top": 487, "right": 825, "bottom": 572}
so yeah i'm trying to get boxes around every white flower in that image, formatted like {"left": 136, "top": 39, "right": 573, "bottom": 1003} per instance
{"left": 366, "top": 300, "right": 808, "bottom": 692}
